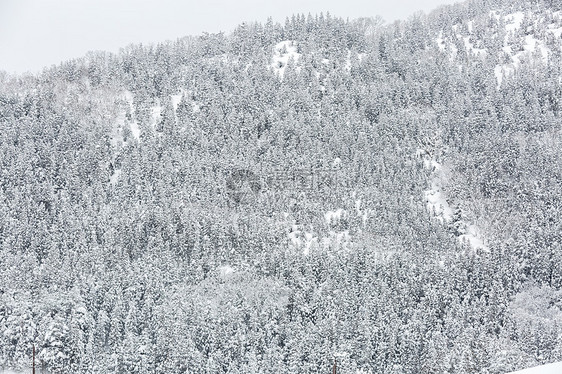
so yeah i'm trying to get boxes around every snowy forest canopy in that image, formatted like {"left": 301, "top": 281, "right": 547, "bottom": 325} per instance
{"left": 1, "top": 0, "right": 562, "bottom": 372}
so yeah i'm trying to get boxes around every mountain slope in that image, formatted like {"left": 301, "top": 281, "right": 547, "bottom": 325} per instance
{"left": 509, "top": 361, "right": 562, "bottom": 374}
{"left": 1, "top": 0, "right": 562, "bottom": 373}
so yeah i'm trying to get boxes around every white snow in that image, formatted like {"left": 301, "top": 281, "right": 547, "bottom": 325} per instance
{"left": 424, "top": 180, "right": 453, "bottom": 223}
{"left": 508, "top": 362, "right": 562, "bottom": 374}
{"left": 352, "top": 197, "right": 369, "bottom": 228}
{"left": 449, "top": 42, "right": 459, "bottom": 61}
{"left": 344, "top": 50, "right": 366, "bottom": 71}
{"left": 345, "top": 50, "right": 352, "bottom": 71}
{"left": 418, "top": 146, "right": 488, "bottom": 251}
{"left": 110, "top": 115, "right": 126, "bottom": 147}
{"left": 494, "top": 65, "right": 506, "bottom": 87}
{"left": 209, "top": 54, "right": 229, "bottom": 64}
{"left": 436, "top": 32, "right": 446, "bottom": 51}
{"left": 192, "top": 101, "right": 201, "bottom": 113}
{"left": 333, "top": 230, "right": 350, "bottom": 248}
{"left": 124, "top": 91, "right": 140, "bottom": 140}
{"left": 171, "top": 93, "right": 182, "bottom": 112}
{"left": 548, "top": 25, "right": 562, "bottom": 38}
{"left": 355, "top": 199, "right": 361, "bottom": 214}
{"left": 361, "top": 210, "right": 369, "bottom": 227}
{"left": 288, "top": 225, "right": 302, "bottom": 249}
{"left": 505, "top": 12, "right": 525, "bottom": 32}
{"left": 303, "top": 232, "right": 318, "bottom": 255}
{"left": 286, "top": 223, "right": 318, "bottom": 255}
{"left": 150, "top": 101, "right": 162, "bottom": 128}
{"left": 458, "top": 224, "right": 487, "bottom": 251}
{"left": 320, "top": 230, "right": 351, "bottom": 251}
{"left": 130, "top": 121, "right": 140, "bottom": 140}
{"left": 282, "top": 212, "right": 352, "bottom": 255}
{"left": 489, "top": 10, "right": 501, "bottom": 21}
{"left": 523, "top": 35, "right": 549, "bottom": 61}
{"left": 436, "top": 34, "right": 458, "bottom": 61}
{"left": 218, "top": 265, "right": 234, "bottom": 277}
{"left": 463, "top": 36, "right": 486, "bottom": 56}
{"left": 271, "top": 40, "right": 301, "bottom": 79}
{"left": 109, "top": 169, "right": 122, "bottom": 186}
{"left": 492, "top": 9, "right": 559, "bottom": 87}
{"left": 333, "top": 157, "right": 341, "bottom": 167}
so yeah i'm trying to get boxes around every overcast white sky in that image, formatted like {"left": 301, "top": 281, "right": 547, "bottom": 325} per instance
{"left": 0, "top": 0, "right": 461, "bottom": 74}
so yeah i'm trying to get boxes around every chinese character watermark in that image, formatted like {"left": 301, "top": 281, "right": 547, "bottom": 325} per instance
{"left": 225, "top": 167, "right": 338, "bottom": 204}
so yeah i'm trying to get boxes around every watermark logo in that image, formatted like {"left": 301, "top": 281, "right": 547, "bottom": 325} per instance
{"left": 264, "top": 168, "right": 337, "bottom": 191}
{"left": 225, "top": 167, "right": 338, "bottom": 204}
{"left": 225, "top": 168, "right": 262, "bottom": 204}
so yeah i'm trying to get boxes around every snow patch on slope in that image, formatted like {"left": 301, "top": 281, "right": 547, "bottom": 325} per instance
{"left": 287, "top": 223, "right": 318, "bottom": 255}
{"left": 508, "top": 361, "right": 562, "bottom": 374}
{"left": 150, "top": 101, "right": 162, "bottom": 128}
{"left": 218, "top": 265, "right": 235, "bottom": 278}
{"left": 439, "top": 9, "right": 560, "bottom": 87}
{"left": 493, "top": 10, "right": 560, "bottom": 86}
{"left": 345, "top": 50, "right": 352, "bottom": 71}
{"left": 284, "top": 207, "right": 356, "bottom": 256}
{"left": 463, "top": 36, "right": 486, "bottom": 56}
{"left": 436, "top": 32, "right": 446, "bottom": 51}
{"left": 111, "top": 110, "right": 126, "bottom": 147}
{"left": 523, "top": 35, "right": 549, "bottom": 61}
{"left": 505, "top": 12, "right": 525, "bottom": 32}
{"left": 424, "top": 178, "right": 453, "bottom": 223}
{"left": 171, "top": 93, "right": 182, "bottom": 112}
{"left": 271, "top": 40, "right": 300, "bottom": 79}
{"left": 417, "top": 147, "right": 488, "bottom": 251}
{"left": 489, "top": 10, "right": 501, "bottom": 20}
{"left": 124, "top": 91, "right": 140, "bottom": 140}
{"left": 549, "top": 25, "right": 562, "bottom": 38}
{"left": 192, "top": 101, "right": 201, "bottom": 113}
{"left": 109, "top": 169, "right": 122, "bottom": 186}
{"left": 344, "top": 51, "right": 366, "bottom": 72}
{"left": 459, "top": 224, "right": 487, "bottom": 250}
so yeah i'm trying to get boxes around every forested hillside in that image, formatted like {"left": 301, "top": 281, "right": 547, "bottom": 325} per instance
{"left": 1, "top": 0, "right": 562, "bottom": 372}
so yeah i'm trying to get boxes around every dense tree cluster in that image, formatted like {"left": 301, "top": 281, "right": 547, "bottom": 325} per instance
{"left": 1, "top": 0, "right": 562, "bottom": 372}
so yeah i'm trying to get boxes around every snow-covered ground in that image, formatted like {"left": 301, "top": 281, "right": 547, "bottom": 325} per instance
{"left": 424, "top": 178, "right": 454, "bottom": 223}
{"left": 505, "top": 11, "right": 525, "bottom": 32}
{"left": 345, "top": 50, "right": 352, "bottom": 71}
{"left": 508, "top": 361, "right": 562, "bottom": 374}
{"left": 458, "top": 224, "right": 486, "bottom": 250}
{"left": 417, "top": 147, "right": 488, "bottom": 251}
{"left": 417, "top": 148, "right": 453, "bottom": 224}
{"left": 271, "top": 40, "right": 301, "bottom": 79}
{"left": 124, "top": 91, "right": 140, "bottom": 140}
{"left": 109, "top": 169, "right": 122, "bottom": 186}
{"left": 150, "top": 100, "right": 162, "bottom": 128}
{"left": 218, "top": 264, "right": 235, "bottom": 278}
{"left": 284, "top": 201, "right": 363, "bottom": 256}
{"left": 438, "top": 9, "right": 562, "bottom": 87}
{"left": 171, "top": 93, "right": 182, "bottom": 112}
{"left": 496, "top": 10, "right": 560, "bottom": 86}
{"left": 287, "top": 223, "right": 319, "bottom": 255}
{"left": 463, "top": 36, "right": 486, "bottom": 56}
